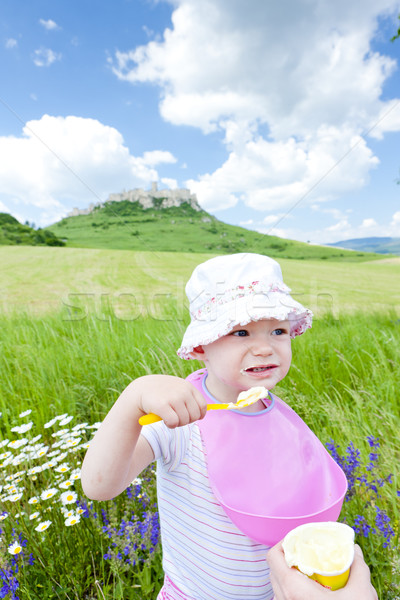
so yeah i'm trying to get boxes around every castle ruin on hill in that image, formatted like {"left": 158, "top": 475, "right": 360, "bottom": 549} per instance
{"left": 68, "top": 182, "right": 202, "bottom": 217}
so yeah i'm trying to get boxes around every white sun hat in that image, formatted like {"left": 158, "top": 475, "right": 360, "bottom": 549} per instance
{"left": 177, "top": 253, "right": 313, "bottom": 360}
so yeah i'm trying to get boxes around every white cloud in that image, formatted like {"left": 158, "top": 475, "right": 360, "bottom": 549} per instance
{"left": 326, "top": 218, "right": 351, "bottom": 233}
{"left": 361, "top": 218, "right": 378, "bottom": 228}
{"left": 262, "top": 214, "right": 288, "bottom": 226}
{"left": 161, "top": 177, "right": 178, "bottom": 189}
{"left": 0, "top": 115, "right": 176, "bottom": 225}
{"left": 39, "top": 19, "right": 60, "bottom": 31}
{"left": 187, "top": 127, "right": 378, "bottom": 212}
{"left": 33, "top": 48, "right": 62, "bottom": 67}
{"left": 110, "top": 0, "right": 400, "bottom": 213}
{"left": 391, "top": 211, "right": 400, "bottom": 226}
{"left": 140, "top": 150, "right": 177, "bottom": 167}
{"left": 5, "top": 38, "right": 18, "bottom": 49}
{"left": 260, "top": 212, "right": 400, "bottom": 245}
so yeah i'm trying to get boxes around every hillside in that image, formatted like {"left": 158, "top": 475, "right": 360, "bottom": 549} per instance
{"left": 329, "top": 236, "right": 400, "bottom": 255}
{"left": 0, "top": 213, "right": 65, "bottom": 247}
{"left": 46, "top": 199, "right": 382, "bottom": 261}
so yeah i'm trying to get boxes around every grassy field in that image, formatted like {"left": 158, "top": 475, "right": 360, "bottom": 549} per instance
{"left": 1, "top": 246, "right": 400, "bottom": 316}
{"left": 0, "top": 247, "right": 399, "bottom": 598}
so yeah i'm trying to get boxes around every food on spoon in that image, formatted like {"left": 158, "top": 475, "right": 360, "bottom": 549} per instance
{"left": 228, "top": 386, "right": 269, "bottom": 409}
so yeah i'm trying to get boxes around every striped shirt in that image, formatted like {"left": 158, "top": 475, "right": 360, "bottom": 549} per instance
{"left": 141, "top": 420, "right": 274, "bottom": 600}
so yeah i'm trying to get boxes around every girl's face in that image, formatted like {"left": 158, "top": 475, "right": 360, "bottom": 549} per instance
{"left": 191, "top": 319, "right": 292, "bottom": 405}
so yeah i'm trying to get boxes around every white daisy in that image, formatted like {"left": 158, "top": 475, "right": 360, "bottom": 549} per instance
{"left": 55, "top": 463, "right": 70, "bottom": 473}
{"left": 56, "top": 452, "right": 68, "bottom": 462}
{"left": 51, "top": 440, "right": 64, "bottom": 448}
{"left": 19, "top": 409, "right": 32, "bottom": 418}
{"left": 0, "top": 452, "right": 12, "bottom": 460}
{"left": 60, "top": 438, "right": 80, "bottom": 450}
{"left": 52, "top": 429, "right": 69, "bottom": 438}
{"left": 0, "top": 512, "right": 8, "bottom": 520}
{"left": 12, "top": 455, "right": 27, "bottom": 466}
{"left": 60, "top": 490, "right": 77, "bottom": 505}
{"left": 40, "top": 461, "right": 56, "bottom": 472}
{"left": 8, "top": 492, "right": 23, "bottom": 502}
{"left": 28, "top": 443, "right": 45, "bottom": 451}
{"left": 31, "top": 434, "right": 42, "bottom": 443}
{"left": 55, "top": 413, "right": 68, "bottom": 421}
{"left": 30, "top": 447, "right": 49, "bottom": 459}
{"left": 11, "top": 422, "right": 33, "bottom": 434}
{"left": 44, "top": 418, "right": 57, "bottom": 429}
{"left": 59, "top": 480, "right": 73, "bottom": 489}
{"left": 29, "top": 511, "right": 40, "bottom": 520}
{"left": 28, "top": 466, "right": 43, "bottom": 475}
{"left": 40, "top": 488, "right": 58, "bottom": 501}
{"left": 0, "top": 439, "right": 10, "bottom": 448}
{"left": 47, "top": 450, "right": 61, "bottom": 458}
{"left": 65, "top": 514, "right": 80, "bottom": 527}
{"left": 28, "top": 496, "right": 39, "bottom": 504}
{"left": 8, "top": 438, "right": 28, "bottom": 450}
{"left": 35, "top": 520, "right": 51, "bottom": 532}
{"left": 62, "top": 507, "right": 74, "bottom": 517}
{"left": 72, "top": 422, "right": 88, "bottom": 430}
{"left": 8, "top": 541, "right": 23, "bottom": 555}
{"left": 59, "top": 416, "right": 74, "bottom": 426}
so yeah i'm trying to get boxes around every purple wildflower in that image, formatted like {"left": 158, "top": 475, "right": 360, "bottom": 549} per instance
{"left": 375, "top": 507, "right": 394, "bottom": 548}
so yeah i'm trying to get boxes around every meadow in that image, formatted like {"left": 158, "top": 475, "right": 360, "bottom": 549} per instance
{"left": 0, "top": 246, "right": 399, "bottom": 598}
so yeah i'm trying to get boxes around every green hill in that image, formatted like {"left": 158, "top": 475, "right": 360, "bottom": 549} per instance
{"left": 0, "top": 213, "right": 65, "bottom": 247}
{"left": 45, "top": 200, "right": 381, "bottom": 261}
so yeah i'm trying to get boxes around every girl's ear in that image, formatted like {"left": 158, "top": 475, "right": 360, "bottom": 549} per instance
{"left": 189, "top": 345, "right": 205, "bottom": 360}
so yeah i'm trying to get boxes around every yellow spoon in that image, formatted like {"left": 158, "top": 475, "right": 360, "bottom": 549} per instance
{"left": 138, "top": 386, "right": 269, "bottom": 425}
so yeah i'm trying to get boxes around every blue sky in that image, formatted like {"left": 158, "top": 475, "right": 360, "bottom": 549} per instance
{"left": 1, "top": 0, "right": 400, "bottom": 244}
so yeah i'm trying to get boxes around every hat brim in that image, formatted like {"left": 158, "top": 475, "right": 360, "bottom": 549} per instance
{"left": 177, "top": 291, "right": 312, "bottom": 360}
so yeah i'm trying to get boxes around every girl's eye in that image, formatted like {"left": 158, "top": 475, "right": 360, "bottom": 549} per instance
{"left": 272, "top": 328, "right": 288, "bottom": 336}
{"left": 232, "top": 329, "right": 248, "bottom": 337}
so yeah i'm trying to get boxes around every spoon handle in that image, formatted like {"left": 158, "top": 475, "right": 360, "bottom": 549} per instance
{"left": 139, "top": 403, "right": 231, "bottom": 425}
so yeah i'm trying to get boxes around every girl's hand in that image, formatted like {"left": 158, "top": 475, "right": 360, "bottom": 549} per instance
{"left": 134, "top": 374, "right": 208, "bottom": 429}
{"left": 266, "top": 542, "right": 378, "bottom": 600}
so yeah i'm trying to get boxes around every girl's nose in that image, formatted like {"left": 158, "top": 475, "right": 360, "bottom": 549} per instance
{"left": 250, "top": 337, "right": 273, "bottom": 356}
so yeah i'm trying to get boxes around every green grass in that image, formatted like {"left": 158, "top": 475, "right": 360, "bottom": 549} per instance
{"left": 0, "top": 308, "right": 399, "bottom": 597}
{"left": 1, "top": 246, "right": 400, "bottom": 316}
{"left": 45, "top": 199, "right": 386, "bottom": 260}
{"left": 0, "top": 248, "right": 399, "bottom": 597}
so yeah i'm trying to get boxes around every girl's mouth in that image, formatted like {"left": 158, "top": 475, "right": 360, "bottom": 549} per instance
{"left": 240, "top": 365, "right": 278, "bottom": 375}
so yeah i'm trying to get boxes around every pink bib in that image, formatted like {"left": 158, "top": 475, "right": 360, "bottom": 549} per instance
{"left": 187, "top": 369, "right": 347, "bottom": 546}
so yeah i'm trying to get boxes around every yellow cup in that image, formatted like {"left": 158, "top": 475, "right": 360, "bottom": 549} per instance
{"left": 282, "top": 522, "right": 355, "bottom": 591}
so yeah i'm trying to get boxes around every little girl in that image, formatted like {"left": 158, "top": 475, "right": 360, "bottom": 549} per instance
{"left": 81, "top": 253, "right": 343, "bottom": 600}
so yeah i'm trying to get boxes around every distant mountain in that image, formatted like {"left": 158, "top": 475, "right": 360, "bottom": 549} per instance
{"left": 45, "top": 196, "right": 383, "bottom": 261}
{"left": 328, "top": 237, "right": 400, "bottom": 255}
{"left": 0, "top": 213, "right": 65, "bottom": 247}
